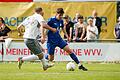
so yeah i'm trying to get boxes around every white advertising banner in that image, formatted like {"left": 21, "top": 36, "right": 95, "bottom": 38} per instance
{"left": 1, "top": 41, "right": 120, "bottom": 61}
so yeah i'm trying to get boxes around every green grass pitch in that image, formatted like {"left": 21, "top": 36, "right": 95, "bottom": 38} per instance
{"left": 0, "top": 62, "right": 120, "bottom": 80}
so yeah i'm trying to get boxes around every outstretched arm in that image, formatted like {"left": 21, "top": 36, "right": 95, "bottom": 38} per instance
{"left": 41, "top": 22, "right": 57, "bottom": 33}
{"left": 40, "top": 22, "right": 57, "bottom": 44}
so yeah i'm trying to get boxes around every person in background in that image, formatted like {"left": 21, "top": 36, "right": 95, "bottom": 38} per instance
{"left": 83, "top": 18, "right": 98, "bottom": 42}
{"left": 73, "top": 13, "right": 80, "bottom": 24}
{"left": 73, "top": 15, "right": 86, "bottom": 42}
{"left": 63, "top": 15, "right": 74, "bottom": 42}
{"left": 114, "top": 16, "right": 120, "bottom": 41}
{"left": 0, "top": 17, "right": 11, "bottom": 40}
{"left": 92, "top": 10, "right": 102, "bottom": 39}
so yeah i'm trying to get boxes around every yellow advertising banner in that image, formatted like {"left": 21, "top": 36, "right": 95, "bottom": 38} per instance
{"left": 0, "top": 2, "right": 116, "bottom": 39}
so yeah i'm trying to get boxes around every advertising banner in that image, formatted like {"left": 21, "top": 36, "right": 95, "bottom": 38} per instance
{"left": 1, "top": 41, "right": 120, "bottom": 61}
{"left": 0, "top": 2, "right": 116, "bottom": 39}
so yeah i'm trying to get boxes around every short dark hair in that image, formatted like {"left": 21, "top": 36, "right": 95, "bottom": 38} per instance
{"left": 78, "top": 15, "right": 84, "bottom": 19}
{"left": 0, "top": 17, "right": 5, "bottom": 23}
{"left": 35, "top": 7, "right": 42, "bottom": 13}
{"left": 63, "top": 15, "right": 69, "bottom": 19}
{"left": 56, "top": 8, "right": 64, "bottom": 14}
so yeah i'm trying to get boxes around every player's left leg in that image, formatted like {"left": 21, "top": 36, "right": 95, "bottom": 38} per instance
{"left": 59, "top": 40, "right": 88, "bottom": 71}
{"left": 45, "top": 42, "right": 56, "bottom": 62}
{"left": 63, "top": 45, "right": 87, "bottom": 71}
{"left": 18, "top": 52, "right": 39, "bottom": 69}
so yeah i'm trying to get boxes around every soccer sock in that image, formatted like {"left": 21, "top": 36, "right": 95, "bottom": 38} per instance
{"left": 22, "top": 55, "right": 39, "bottom": 61}
{"left": 41, "top": 58, "right": 47, "bottom": 66}
{"left": 69, "top": 53, "right": 81, "bottom": 66}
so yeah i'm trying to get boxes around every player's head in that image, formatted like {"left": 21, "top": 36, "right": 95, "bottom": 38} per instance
{"left": 56, "top": 8, "right": 64, "bottom": 20}
{"left": 35, "top": 7, "right": 44, "bottom": 16}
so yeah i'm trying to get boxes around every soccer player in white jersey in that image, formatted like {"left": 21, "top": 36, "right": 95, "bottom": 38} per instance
{"left": 17, "top": 7, "right": 57, "bottom": 71}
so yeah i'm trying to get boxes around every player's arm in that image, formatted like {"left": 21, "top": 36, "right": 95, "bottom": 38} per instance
{"left": 40, "top": 22, "right": 57, "bottom": 44}
{"left": 40, "top": 23, "right": 46, "bottom": 44}
{"left": 37, "top": 16, "right": 57, "bottom": 33}
{"left": 41, "top": 22, "right": 57, "bottom": 33}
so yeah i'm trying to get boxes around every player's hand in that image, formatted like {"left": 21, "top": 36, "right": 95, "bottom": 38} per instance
{"left": 41, "top": 37, "right": 46, "bottom": 44}
{"left": 52, "top": 28, "right": 57, "bottom": 33}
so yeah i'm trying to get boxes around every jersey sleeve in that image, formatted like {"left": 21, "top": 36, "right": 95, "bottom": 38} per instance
{"left": 19, "top": 17, "right": 29, "bottom": 26}
{"left": 36, "top": 15, "right": 47, "bottom": 25}
{"left": 47, "top": 18, "right": 53, "bottom": 27}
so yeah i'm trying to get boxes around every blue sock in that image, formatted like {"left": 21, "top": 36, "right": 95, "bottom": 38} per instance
{"left": 45, "top": 54, "right": 48, "bottom": 60}
{"left": 69, "top": 53, "right": 80, "bottom": 64}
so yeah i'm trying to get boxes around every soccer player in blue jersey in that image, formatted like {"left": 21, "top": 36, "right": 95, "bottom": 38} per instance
{"left": 46, "top": 8, "right": 88, "bottom": 71}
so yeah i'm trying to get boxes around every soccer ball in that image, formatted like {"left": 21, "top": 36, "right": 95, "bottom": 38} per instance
{"left": 66, "top": 62, "right": 76, "bottom": 71}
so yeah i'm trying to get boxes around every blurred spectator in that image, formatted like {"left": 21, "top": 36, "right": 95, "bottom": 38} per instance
{"left": 63, "top": 15, "right": 74, "bottom": 42}
{"left": 114, "top": 17, "right": 120, "bottom": 40}
{"left": 0, "top": 17, "right": 11, "bottom": 40}
{"left": 83, "top": 18, "right": 98, "bottom": 42}
{"left": 92, "top": 10, "right": 102, "bottom": 39}
{"left": 73, "top": 15, "right": 86, "bottom": 42}
{"left": 73, "top": 13, "right": 80, "bottom": 23}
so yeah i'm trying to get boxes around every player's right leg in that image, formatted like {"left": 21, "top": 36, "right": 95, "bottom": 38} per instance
{"left": 18, "top": 54, "right": 39, "bottom": 69}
